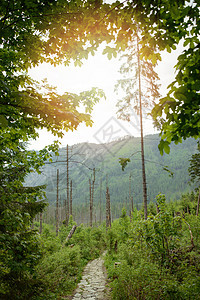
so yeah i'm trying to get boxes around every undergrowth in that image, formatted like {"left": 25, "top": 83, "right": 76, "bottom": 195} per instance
{"left": 104, "top": 193, "right": 200, "bottom": 299}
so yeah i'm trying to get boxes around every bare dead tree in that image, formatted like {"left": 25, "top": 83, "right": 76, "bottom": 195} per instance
{"left": 131, "top": 196, "right": 134, "bottom": 214}
{"left": 65, "top": 225, "right": 77, "bottom": 242}
{"left": 89, "top": 169, "right": 96, "bottom": 227}
{"left": 89, "top": 178, "right": 92, "bottom": 227}
{"left": 66, "top": 144, "right": 69, "bottom": 225}
{"left": 136, "top": 33, "right": 148, "bottom": 219}
{"left": 106, "top": 187, "right": 111, "bottom": 229}
{"left": 56, "top": 169, "right": 59, "bottom": 236}
{"left": 129, "top": 173, "right": 132, "bottom": 218}
{"left": 99, "top": 178, "right": 102, "bottom": 224}
{"left": 108, "top": 189, "right": 111, "bottom": 227}
{"left": 70, "top": 179, "right": 73, "bottom": 217}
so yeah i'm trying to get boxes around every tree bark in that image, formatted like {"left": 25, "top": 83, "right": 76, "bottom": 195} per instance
{"left": 106, "top": 187, "right": 111, "bottom": 229}
{"left": 99, "top": 178, "right": 102, "bottom": 224}
{"left": 131, "top": 196, "right": 134, "bottom": 214}
{"left": 66, "top": 144, "right": 69, "bottom": 225}
{"left": 129, "top": 173, "right": 132, "bottom": 218}
{"left": 66, "top": 225, "right": 77, "bottom": 242}
{"left": 56, "top": 169, "right": 59, "bottom": 236}
{"left": 89, "top": 169, "right": 95, "bottom": 227}
{"left": 89, "top": 178, "right": 92, "bottom": 227}
{"left": 70, "top": 179, "right": 72, "bottom": 217}
{"left": 106, "top": 187, "right": 109, "bottom": 229}
{"left": 92, "top": 168, "right": 95, "bottom": 222}
{"left": 108, "top": 190, "right": 111, "bottom": 227}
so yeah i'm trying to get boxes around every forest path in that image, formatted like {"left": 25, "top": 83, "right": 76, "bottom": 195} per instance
{"left": 70, "top": 252, "right": 111, "bottom": 300}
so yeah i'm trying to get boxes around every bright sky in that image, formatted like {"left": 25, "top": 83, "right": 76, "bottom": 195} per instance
{"left": 28, "top": 43, "right": 182, "bottom": 150}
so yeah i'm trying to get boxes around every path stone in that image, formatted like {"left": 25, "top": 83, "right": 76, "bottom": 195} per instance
{"left": 71, "top": 252, "right": 110, "bottom": 300}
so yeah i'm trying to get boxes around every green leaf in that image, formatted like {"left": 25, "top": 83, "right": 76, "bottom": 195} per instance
{"left": 119, "top": 158, "right": 131, "bottom": 171}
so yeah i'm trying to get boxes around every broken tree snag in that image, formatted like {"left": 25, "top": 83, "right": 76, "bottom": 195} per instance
{"left": 66, "top": 225, "right": 77, "bottom": 242}
{"left": 106, "top": 187, "right": 111, "bottom": 229}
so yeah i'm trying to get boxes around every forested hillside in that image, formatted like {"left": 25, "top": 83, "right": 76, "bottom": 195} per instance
{"left": 25, "top": 134, "right": 198, "bottom": 221}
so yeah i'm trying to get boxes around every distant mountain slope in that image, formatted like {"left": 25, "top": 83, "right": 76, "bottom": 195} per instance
{"left": 25, "top": 134, "right": 198, "bottom": 209}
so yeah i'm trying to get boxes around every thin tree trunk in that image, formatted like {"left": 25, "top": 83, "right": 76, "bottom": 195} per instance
{"left": 106, "top": 187, "right": 111, "bottom": 229}
{"left": 197, "top": 188, "right": 200, "bottom": 216}
{"left": 59, "top": 195, "right": 61, "bottom": 225}
{"left": 131, "top": 196, "right": 134, "bottom": 214}
{"left": 137, "top": 33, "right": 148, "bottom": 220}
{"left": 66, "top": 225, "right": 77, "bottom": 242}
{"left": 70, "top": 179, "right": 72, "bottom": 217}
{"left": 89, "top": 178, "right": 92, "bottom": 227}
{"left": 100, "top": 178, "right": 102, "bottom": 224}
{"left": 66, "top": 144, "right": 69, "bottom": 225}
{"left": 108, "top": 190, "right": 111, "bottom": 227}
{"left": 106, "top": 187, "right": 109, "bottom": 229}
{"left": 89, "top": 168, "right": 95, "bottom": 227}
{"left": 56, "top": 169, "right": 59, "bottom": 236}
{"left": 92, "top": 168, "right": 95, "bottom": 207}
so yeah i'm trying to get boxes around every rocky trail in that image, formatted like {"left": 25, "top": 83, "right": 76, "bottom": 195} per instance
{"left": 69, "top": 252, "right": 111, "bottom": 300}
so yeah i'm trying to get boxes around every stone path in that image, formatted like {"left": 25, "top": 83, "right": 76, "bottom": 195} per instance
{"left": 71, "top": 253, "right": 110, "bottom": 300}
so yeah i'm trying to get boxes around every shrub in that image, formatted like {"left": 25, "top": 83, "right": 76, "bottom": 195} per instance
{"left": 34, "top": 245, "right": 82, "bottom": 299}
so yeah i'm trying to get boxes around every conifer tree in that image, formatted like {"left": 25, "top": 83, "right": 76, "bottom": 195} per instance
{"left": 116, "top": 28, "right": 160, "bottom": 219}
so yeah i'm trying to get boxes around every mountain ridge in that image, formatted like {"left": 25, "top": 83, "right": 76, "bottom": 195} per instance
{"left": 25, "top": 134, "right": 198, "bottom": 216}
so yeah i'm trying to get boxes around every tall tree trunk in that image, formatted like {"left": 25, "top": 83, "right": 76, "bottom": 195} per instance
{"left": 106, "top": 187, "right": 111, "bottom": 229}
{"left": 131, "top": 196, "right": 134, "bottom": 214}
{"left": 137, "top": 33, "right": 148, "bottom": 220}
{"left": 99, "top": 178, "right": 102, "bottom": 224}
{"left": 106, "top": 187, "right": 109, "bottom": 229}
{"left": 66, "top": 144, "right": 69, "bottom": 225}
{"left": 59, "top": 195, "right": 62, "bottom": 225}
{"left": 108, "top": 190, "right": 111, "bottom": 227}
{"left": 89, "top": 168, "right": 95, "bottom": 227}
{"left": 56, "top": 169, "right": 59, "bottom": 236}
{"left": 197, "top": 188, "right": 200, "bottom": 216}
{"left": 70, "top": 179, "right": 73, "bottom": 217}
{"left": 92, "top": 168, "right": 95, "bottom": 207}
{"left": 89, "top": 178, "right": 92, "bottom": 227}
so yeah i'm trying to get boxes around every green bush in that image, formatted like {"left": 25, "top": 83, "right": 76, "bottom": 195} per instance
{"left": 30, "top": 222, "right": 106, "bottom": 298}
{"left": 34, "top": 245, "right": 82, "bottom": 299}
{"left": 104, "top": 195, "right": 200, "bottom": 300}
{"left": 111, "top": 261, "right": 162, "bottom": 300}
{"left": 65, "top": 224, "right": 106, "bottom": 261}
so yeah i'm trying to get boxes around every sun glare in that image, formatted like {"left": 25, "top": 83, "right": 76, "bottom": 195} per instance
{"left": 28, "top": 43, "right": 181, "bottom": 150}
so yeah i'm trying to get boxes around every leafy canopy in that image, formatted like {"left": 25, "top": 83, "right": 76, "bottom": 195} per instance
{"left": 0, "top": 0, "right": 108, "bottom": 296}
{"left": 100, "top": 0, "right": 200, "bottom": 153}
